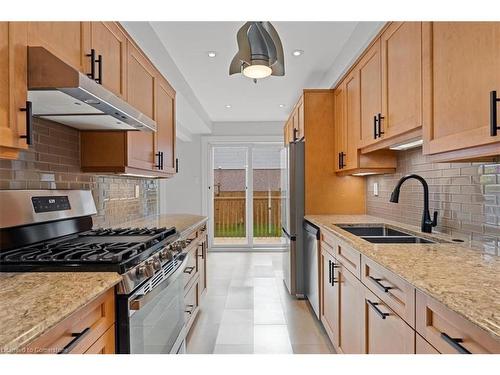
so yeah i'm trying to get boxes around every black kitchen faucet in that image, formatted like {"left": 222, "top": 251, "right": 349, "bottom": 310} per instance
{"left": 389, "top": 174, "right": 438, "bottom": 233}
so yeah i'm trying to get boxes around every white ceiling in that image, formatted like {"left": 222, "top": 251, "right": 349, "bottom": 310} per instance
{"left": 150, "top": 22, "right": 360, "bottom": 122}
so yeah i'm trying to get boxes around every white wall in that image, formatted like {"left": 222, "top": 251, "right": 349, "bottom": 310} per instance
{"left": 159, "top": 135, "right": 203, "bottom": 215}
{"left": 211, "top": 121, "right": 283, "bottom": 136}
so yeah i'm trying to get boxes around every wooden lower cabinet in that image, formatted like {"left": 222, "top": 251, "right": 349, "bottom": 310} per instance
{"left": 320, "top": 244, "right": 339, "bottom": 348}
{"left": 23, "top": 288, "right": 116, "bottom": 354}
{"left": 336, "top": 264, "right": 364, "bottom": 354}
{"left": 197, "top": 232, "right": 208, "bottom": 299}
{"left": 362, "top": 288, "right": 415, "bottom": 354}
{"left": 184, "top": 276, "right": 200, "bottom": 334}
{"left": 84, "top": 325, "right": 116, "bottom": 354}
{"left": 416, "top": 334, "right": 440, "bottom": 354}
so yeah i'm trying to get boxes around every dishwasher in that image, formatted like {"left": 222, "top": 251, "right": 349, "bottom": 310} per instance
{"left": 303, "top": 220, "right": 320, "bottom": 319}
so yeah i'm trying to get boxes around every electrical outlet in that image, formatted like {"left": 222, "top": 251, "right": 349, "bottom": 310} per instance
{"left": 373, "top": 182, "right": 379, "bottom": 196}
{"left": 135, "top": 185, "right": 140, "bottom": 198}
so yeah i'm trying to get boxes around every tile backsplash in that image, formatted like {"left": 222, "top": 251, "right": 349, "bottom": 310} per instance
{"left": 366, "top": 147, "right": 500, "bottom": 255}
{"left": 0, "top": 118, "right": 158, "bottom": 227}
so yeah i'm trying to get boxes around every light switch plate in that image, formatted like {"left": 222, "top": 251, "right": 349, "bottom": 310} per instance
{"left": 135, "top": 184, "right": 140, "bottom": 198}
{"left": 373, "top": 182, "right": 379, "bottom": 196}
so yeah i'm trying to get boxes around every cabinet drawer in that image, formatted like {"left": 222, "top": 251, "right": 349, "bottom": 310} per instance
{"left": 363, "top": 287, "right": 415, "bottom": 354}
{"left": 320, "top": 230, "right": 337, "bottom": 250}
{"left": 416, "top": 291, "right": 500, "bottom": 354}
{"left": 320, "top": 240, "right": 335, "bottom": 257}
{"left": 335, "top": 240, "right": 361, "bottom": 279}
{"left": 184, "top": 279, "right": 199, "bottom": 333}
{"left": 24, "top": 288, "right": 115, "bottom": 354}
{"left": 416, "top": 333, "right": 439, "bottom": 354}
{"left": 361, "top": 256, "right": 415, "bottom": 326}
{"left": 183, "top": 245, "right": 198, "bottom": 290}
{"left": 84, "top": 324, "right": 116, "bottom": 354}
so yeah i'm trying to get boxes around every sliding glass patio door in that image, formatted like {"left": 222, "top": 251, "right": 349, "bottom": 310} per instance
{"left": 210, "top": 143, "right": 284, "bottom": 249}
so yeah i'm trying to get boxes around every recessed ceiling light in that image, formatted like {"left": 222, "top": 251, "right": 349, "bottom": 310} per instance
{"left": 292, "top": 49, "right": 303, "bottom": 57}
{"left": 279, "top": 104, "right": 285, "bottom": 108}
{"left": 207, "top": 51, "right": 216, "bottom": 58}
{"left": 225, "top": 104, "right": 232, "bottom": 108}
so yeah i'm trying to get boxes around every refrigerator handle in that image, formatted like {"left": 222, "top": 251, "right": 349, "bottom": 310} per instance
{"left": 281, "top": 226, "right": 296, "bottom": 241}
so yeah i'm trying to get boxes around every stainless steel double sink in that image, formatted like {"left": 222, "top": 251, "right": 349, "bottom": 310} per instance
{"left": 335, "top": 224, "right": 436, "bottom": 244}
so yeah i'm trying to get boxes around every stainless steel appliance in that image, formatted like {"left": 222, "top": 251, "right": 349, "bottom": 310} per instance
{"left": 280, "top": 140, "right": 305, "bottom": 297}
{"left": 303, "top": 221, "right": 320, "bottom": 319}
{"left": 27, "top": 47, "right": 156, "bottom": 132}
{"left": 0, "top": 189, "right": 188, "bottom": 354}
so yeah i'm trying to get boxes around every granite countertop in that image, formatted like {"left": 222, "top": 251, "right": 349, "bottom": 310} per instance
{"left": 305, "top": 214, "right": 500, "bottom": 342}
{"left": 0, "top": 272, "right": 121, "bottom": 353}
{"left": 115, "top": 213, "right": 207, "bottom": 238}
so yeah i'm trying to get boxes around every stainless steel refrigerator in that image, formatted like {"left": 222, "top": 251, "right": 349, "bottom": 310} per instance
{"left": 280, "top": 140, "right": 305, "bottom": 298}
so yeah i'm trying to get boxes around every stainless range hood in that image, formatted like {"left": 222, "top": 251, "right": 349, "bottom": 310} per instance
{"left": 28, "top": 47, "right": 156, "bottom": 132}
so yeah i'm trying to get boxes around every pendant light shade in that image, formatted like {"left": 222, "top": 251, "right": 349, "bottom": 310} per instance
{"left": 229, "top": 22, "right": 285, "bottom": 81}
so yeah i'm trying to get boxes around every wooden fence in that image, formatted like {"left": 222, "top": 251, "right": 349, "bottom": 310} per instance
{"left": 214, "top": 191, "right": 283, "bottom": 237}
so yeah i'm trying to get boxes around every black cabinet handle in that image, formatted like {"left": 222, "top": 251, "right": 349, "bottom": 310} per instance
{"left": 57, "top": 327, "right": 91, "bottom": 354}
{"left": 367, "top": 300, "right": 389, "bottom": 320}
{"left": 155, "top": 152, "right": 162, "bottom": 169}
{"left": 490, "top": 90, "right": 499, "bottom": 136}
{"left": 175, "top": 158, "right": 179, "bottom": 173}
{"left": 86, "top": 49, "right": 96, "bottom": 80}
{"left": 95, "top": 54, "right": 103, "bottom": 84}
{"left": 293, "top": 128, "right": 298, "bottom": 142}
{"left": 373, "top": 115, "right": 378, "bottom": 139}
{"left": 369, "top": 276, "right": 393, "bottom": 293}
{"left": 160, "top": 151, "right": 164, "bottom": 170}
{"left": 184, "top": 266, "right": 195, "bottom": 275}
{"left": 339, "top": 152, "right": 346, "bottom": 169}
{"left": 377, "top": 113, "right": 385, "bottom": 137}
{"left": 328, "top": 260, "right": 332, "bottom": 284}
{"left": 440, "top": 332, "right": 471, "bottom": 354}
{"left": 19, "top": 101, "right": 33, "bottom": 145}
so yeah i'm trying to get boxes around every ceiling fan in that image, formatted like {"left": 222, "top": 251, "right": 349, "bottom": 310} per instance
{"left": 229, "top": 22, "right": 285, "bottom": 83}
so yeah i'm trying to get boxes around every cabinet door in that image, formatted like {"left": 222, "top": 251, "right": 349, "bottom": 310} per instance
{"left": 320, "top": 246, "right": 339, "bottom": 348}
{"left": 0, "top": 22, "right": 28, "bottom": 158}
{"left": 416, "top": 334, "right": 440, "bottom": 354}
{"left": 359, "top": 40, "right": 382, "bottom": 147}
{"left": 297, "top": 98, "right": 305, "bottom": 140}
{"left": 423, "top": 22, "right": 500, "bottom": 154}
{"left": 155, "top": 76, "right": 176, "bottom": 174}
{"left": 337, "top": 264, "right": 364, "bottom": 354}
{"left": 381, "top": 22, "right": 423, "bottom": 138}
{"left": 126, "top": 41, "right": 156, "bottom": 171}
{"left": 344, "top": 71, "right": 360, "bottom": 170}
{"left": 87, "top": 22, "right": 127, "bottom": 98}
{"left": 84, "top": 325, "right": 116, "bottom": 354}
{"left": 333, "top": 85, "right": 346, "bottom": 172}
{"left": 28, "top": 22, "right": 85, "bottom": 72}
{"left": 362, "top": 288, "right": 415, "bottom": 354}
{"left": 197, "top": 233, "right": 208, "bottom": 298}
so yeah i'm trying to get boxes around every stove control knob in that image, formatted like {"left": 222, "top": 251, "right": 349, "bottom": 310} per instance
{"left": 159, "top": 249, "right": 171, "bottom": 262}
{"left": 151, "top": 257, "right": 162, "bottom": 271}
{"left": 135, "top": 265, "right": 147, "bottom": 279}
{"left": 145, "top": 260, "right": 157, "bottom": 275}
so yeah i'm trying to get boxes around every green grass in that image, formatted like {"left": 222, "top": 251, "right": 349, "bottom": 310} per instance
{"left": 215, "top": 223, "right": 281, "bottom": 238}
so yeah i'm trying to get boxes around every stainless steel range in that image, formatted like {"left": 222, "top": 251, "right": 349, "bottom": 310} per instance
{"left": 0, "top": 189, "right": 189, "bottom": 354}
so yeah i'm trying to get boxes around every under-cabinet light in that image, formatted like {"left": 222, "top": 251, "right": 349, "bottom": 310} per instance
{"left": 389, "top": 139, "right": 424, "bottom": 151}
{"left": 351, "top": 172, "right": 378, "bottom": 176}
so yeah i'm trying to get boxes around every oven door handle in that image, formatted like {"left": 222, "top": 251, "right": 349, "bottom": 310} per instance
{"left": 130, "top": 253, "right": 189, "bottom": 311}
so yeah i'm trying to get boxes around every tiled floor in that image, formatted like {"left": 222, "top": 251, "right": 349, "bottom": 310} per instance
{"left": 186, "top": 251, "right": 334, "bottom": 354}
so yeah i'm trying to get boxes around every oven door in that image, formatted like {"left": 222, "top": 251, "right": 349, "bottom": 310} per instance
{"left": 124, "top": 254, "right": 188, "bottom": 354}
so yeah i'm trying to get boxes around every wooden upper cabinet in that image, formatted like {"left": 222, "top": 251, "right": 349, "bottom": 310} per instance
{"left": 126, "top": 41, "right": 156, "bottom": 171}
{"left": 0, "top": 22, "right": 29, "bottom": 160}
{"left": 333, "top": 86, "right": 346, "bottom": 172}
{"left": 344, "top": 71, "right": 361, "bottom": 171}
{"left": 297, "top": 97, "right": 305, "bottom": 140}
{"left": 28, "top": 22, "right": 86, "bottom": 72}
{"left": 85, "top": 22, "right": 127, "bottom": 99}
{"left": 422, "top": 22, "right": 500, "bottom": 156}
{"left": 155, "top": 75, "right": 176, "bottom": 174}
{"left": 358, "top": 39, "right": 382, "bottom": 147}
{"left": 381, "top": 22, "right": 423, "bottom": 139}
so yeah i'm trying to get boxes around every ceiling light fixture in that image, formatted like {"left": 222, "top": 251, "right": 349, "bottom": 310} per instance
{"left": 229, "top": 22, "right": 285, "bottom": 83}
{"left": 279, "top": 104, "right": 285, "bottom": 108}
{"left": 389, "top": 139, "right": 424, "bottom": 151}
{"left": 225, "top": 104, "right": 232, "bottom": 108}
{"left": 207, "top": 51, "right": 216, "bottom": 58}
{"left": 292, "top": 49, "right": 303, "bottom": 57}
